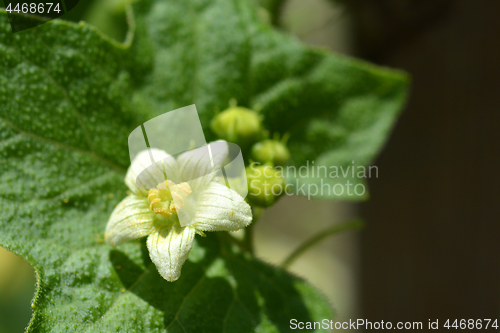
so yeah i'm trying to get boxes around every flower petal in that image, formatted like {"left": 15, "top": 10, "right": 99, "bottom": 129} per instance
{"left": 147, "top": 225, "right": 195, "bottom": 282}
{"left": 125, "top": 148, "right": 179, "bottom": 196}
{"left": 105, "top": 195, "right": 155, "bottom": 247}
{"left": 193, "top": 182, "right": 252, "bottom": 232}
{"left": 176, "top": 140, "right": 228, "bottom": 186}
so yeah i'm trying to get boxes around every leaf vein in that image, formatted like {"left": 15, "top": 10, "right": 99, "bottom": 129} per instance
{"left": 164, "top": 274, "right": 206, "bottom": 331}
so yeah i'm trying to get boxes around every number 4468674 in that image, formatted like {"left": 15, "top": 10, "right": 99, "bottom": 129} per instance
{"left": 5, "top": 3, "right": 61, "bottom": 14}
{"left": 444, "top": 319, "right": 498, "bottom": 330}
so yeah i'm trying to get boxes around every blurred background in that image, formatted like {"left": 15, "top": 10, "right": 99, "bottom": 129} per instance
{"left": 1, "top": 0, "right": 500, "bottom": 331}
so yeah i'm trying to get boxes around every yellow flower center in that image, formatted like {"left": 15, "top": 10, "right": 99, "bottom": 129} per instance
{"left": 148, "top": 180, "right": 192, "bottom": 216}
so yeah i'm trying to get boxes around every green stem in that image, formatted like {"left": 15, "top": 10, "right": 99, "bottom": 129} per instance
{"left": 281, "top": 219, "right": 364, "bottom": 269}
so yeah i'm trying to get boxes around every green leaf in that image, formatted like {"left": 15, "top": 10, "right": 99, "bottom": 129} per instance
{"left": 0, "top": 11, "right": 333, "bottom": 332}
{"left": 130, "top": 0, "right": 409, "bottom": 200}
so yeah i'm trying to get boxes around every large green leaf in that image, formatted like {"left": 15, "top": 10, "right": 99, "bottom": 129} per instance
{"left": 0, "top": 11, "right": 333, "bottom": 332}
{"left": 130, "top": 0, "right": 409, "bottom": 200}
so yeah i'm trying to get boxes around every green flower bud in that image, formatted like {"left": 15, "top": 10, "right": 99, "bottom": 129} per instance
{"left": 251, "top": 139, "right": 290, "bottom": 166}
{"left": 211, "top": 105, "right": 263, "bottom": 148}
{"left": 246, "top": 163, "right": 287, "bottom": 207}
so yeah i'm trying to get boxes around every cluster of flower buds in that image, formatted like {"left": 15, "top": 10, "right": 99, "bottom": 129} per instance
{"left": 211, "top": 101, "right": 291, "bottom": 207}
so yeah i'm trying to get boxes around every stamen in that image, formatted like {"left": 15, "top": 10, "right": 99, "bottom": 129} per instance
{"left": 148, "top": 191, "right": 157, "bottom": 201}
{"left": 147, "top": 181, "right": 192, "bottom": 216}
{"left": 172, "top": 191, "right": 184, "bottom": 205}
{"left": 148, "top": 186, "right": 173, "bottom": 216}
{"left": 149, "top": 198, "right": 161, "bottom": 211}
{"left": 153, "top": 207, "right": 172, "bottom": 217}
{"left": 170, "top": 202, "right": 179, "bottom": 214}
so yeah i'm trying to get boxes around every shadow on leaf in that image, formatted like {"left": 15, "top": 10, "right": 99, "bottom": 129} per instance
{"left": 109, "top": 236, "right": 322, "bottom": 332}
{"left": 224, "top": 252, "right": 318, "bottom": 332}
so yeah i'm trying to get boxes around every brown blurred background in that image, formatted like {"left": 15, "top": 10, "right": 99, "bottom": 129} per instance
{"left": 349, "top": 0, "right": 500, "bottom": 323}
{"left": 1, "top": 0, "right": 500, "bottom": 331}
{"left": 271, "top": 0, "right": 500, "bottom": 325}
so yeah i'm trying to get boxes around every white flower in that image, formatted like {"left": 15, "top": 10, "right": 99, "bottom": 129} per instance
{"left": 105, "top": 141, "right": 252, "bottom": 281}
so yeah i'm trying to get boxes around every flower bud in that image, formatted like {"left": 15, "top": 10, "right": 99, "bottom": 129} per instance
{"left": 211, "top": 106, "right": 263, "bottom": 148}
{"left": 251, "top": 139, "right": 290, "bottom": 166}
{"left": 246, "top": 163, "right": 287, "bottom": 207}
